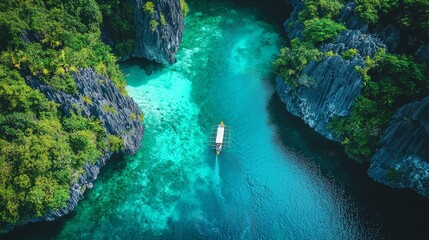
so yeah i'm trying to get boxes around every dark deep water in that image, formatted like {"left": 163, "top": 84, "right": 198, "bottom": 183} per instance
{"left": 4, "top": 0, "right": 429, "bottom": 239}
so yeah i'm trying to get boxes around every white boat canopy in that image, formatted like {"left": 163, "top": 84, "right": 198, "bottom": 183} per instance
{"left": 216, "top": 125, "right": 225, "bottom": 144}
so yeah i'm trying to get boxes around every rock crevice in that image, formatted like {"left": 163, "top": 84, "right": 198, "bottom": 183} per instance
{"left": 368, "top": 97, "right": 429, "bottom": 196}
{"left": 133, "top": 0, "right": 184, "bottom": 64}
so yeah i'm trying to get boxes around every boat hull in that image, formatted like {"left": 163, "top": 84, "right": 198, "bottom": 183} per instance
{"left": 209, "top": 121, "right": 230, "bottom": 155}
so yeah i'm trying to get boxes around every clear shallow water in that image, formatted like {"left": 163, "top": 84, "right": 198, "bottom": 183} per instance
{"left": 5, "top": 0, "right": 429, "bottom": 239}
{"left": 54, "top": 1, "right": 369, "bottom": 238}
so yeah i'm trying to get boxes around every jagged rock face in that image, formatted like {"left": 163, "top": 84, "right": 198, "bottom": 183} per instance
{"left": 368, "top": 97, "right": 429, "bottom": 196}
{"left": 283, "top": 0, "right": 304, "bottom": 40}
{"left": 25, "top": 68, "right": 144, "bottom": 220}
{"left": 278, "top": 0, "right": 386, "bottom": 140}
{"left": 20, "top": 30, "right": 43, "bottom": 45}
{"left": 276, "top": 57, "right": 362, "bottom": 141}
{"left": 32, "top": 153, "right": 111, "bottom": 221}
{"left": 414, "top": 44, "right": 429, "bottom": 65}
{"left": 375, "top": 25, "right": 401, "bottom": 52}
{"left": 339, "top": 1, "right": 368, "bottom": 32}
{"left": 133, "top": 0, "right": 184, "bottom": 64}
{"left": 26, "top": 69, "right": 143, "bottom": 154}
{"left": 321, "top": 29, "right": 385, "bottom": 56}
{"left": 277, "top": 0, "right": 429, "bottom": 197}
{"left": 276, "top": 29, "right": 385, "bottom": 140}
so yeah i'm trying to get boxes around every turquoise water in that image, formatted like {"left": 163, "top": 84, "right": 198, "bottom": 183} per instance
{"left": 5, "top": 1, "right": 429, "bottom": 239}
{"left": 53, "top": 1, "right": 369, "bottom": 238}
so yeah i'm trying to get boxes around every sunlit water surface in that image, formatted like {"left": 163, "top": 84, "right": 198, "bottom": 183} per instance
{"left": 5, "top": 1, "right": 429, "bottom": 239}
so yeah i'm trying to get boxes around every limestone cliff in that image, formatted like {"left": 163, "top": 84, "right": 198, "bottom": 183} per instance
{"left": 368, "top": 97, "right": 429, "bottom": 196}
{"left": 25, "top": 69, "right": 144, "bottom": 221}
{"left": 277, "top": 1, "right": 385, "bottom": 141}
{"left": 101, "top": 0, "right": 184, "bottom": 64}
{"left": 277, "top": 0, "right": 429, "bottom": 196}
{"left": 133, "top": 0, "right": 184, "bottom": 64}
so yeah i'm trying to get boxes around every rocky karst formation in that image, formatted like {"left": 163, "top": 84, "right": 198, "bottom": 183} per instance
{"left": 277, "top": 0, "right": 385, "bottom": 141}
{"left": 368, "top": 97, "right": 429, "bottom": 196}
{"left": 25, "top": 69, "right": 144, "bottom": 221}
{"left": 276, "top": 30, "right": 385, "bottom": 140}
{"left": 133, "top": 0, "right": 184, "bottom": 64}
{"left": 101, "top": 0, "right": 184, "bottom": 64}
{"left": 5, "top": 0, "right": 184, "bottom": 229}
{"left": 277, "top": 0, "right": 429, "bottom": 196}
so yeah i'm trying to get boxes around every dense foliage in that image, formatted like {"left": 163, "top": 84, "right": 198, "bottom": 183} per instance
{"left": 180, "top": 0, "right": 190, "bottom": 17}
{"left": 298, "top": 0, "right": 344, "bottom": 20}
{"left": 299, "top": 0, "right": 346, "bottom": 45}
{"left": 274, "top": 0, "right": 345, "bottom": 85}
{"left": 274, "top": 39, "right": 320, "bottom": 86}
{"left": 302, "top": 18, "right": 346, "bottom": 44}
{"left": 341, "top": 48, "right": 358, "bottom": 59}
{"left": 331, "top": 49, "right": 429, "bottom": 160}
{"left": 275, "top": 0, "right": 429, "bottom": 161}
{"left": 0, "top": 0, "right": 126, "bottom": 226}
{"left": 97, "top": 0, "right": 135, "bottom": 57}
{"left": 355, "top": 0, "right": 429, "bottom": 41}
{"left": 354, "top": 0, "right": 398, "bottom": 23}
{"left": 332, "top": 0, "right": 429, "bottom": 160}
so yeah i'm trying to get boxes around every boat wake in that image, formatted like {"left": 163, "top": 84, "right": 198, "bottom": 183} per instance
{"left": 215, "top": 155, "right": 220, "bottom": 176}
{"left": 213, "top": 155, "right": 224, "bottom": 201}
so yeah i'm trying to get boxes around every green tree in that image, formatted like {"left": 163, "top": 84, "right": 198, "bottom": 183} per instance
{"left": 0, "top": 0, "right": 127, "bottom": 225}
{"left": 302, "top": 18, "right": 346, "bottom": 44}
{"left": 299, "top": 0, "right": 344, "bottom": 21}
{"left": 341, "top": 48, "right": 358, "bottom": 59}
{"left": 331, "top": 49, "right": 429, "bottom": 161}
{"left": 180, "top": 0, "right": 190, "bottom": 17}
{"left": 355, "top": 0, "right": 399, "bottom": 23}
{"left": 274, "top": 39, "right": 320, "bottom": 86}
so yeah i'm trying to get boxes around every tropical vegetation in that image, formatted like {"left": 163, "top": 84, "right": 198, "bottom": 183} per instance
{"left": 97, "top": 0, "right": 135, "bottom": 57}
{"left": 331, "top": 49, "right": 428, "bottom": 160}
{"left": 274, "top": 0, "right": 429, "bottom": 161}
{"left": 0, "top": 0, "right": 126, "bottom": 226}
{"left": 275, "top": 0, "right": 345, "bottom": 86}
{"left": 355, "top": 0, "right": 429, "bottom": 47}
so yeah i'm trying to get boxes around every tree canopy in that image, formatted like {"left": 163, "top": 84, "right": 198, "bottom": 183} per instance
{"left": 275, "top": 0, "right": 429, "bottom": 161}
{"left": 0, "top": 0, "right": 126, "bottom": 226}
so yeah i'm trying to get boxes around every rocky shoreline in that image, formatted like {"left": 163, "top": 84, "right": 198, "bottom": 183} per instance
{"left": 27, "top": 69, "right": 143, "bottom": 225}
{"left": 276, "top": 0, "right": 429, "bottom": 196}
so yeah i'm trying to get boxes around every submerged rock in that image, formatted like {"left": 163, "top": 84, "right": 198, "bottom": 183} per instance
{"left": 133, "top": 0, "right": 184, "bottom": 64}
{"left": 368, "top": 97, "right": 429, "bottom": 196}
{"left": 25, "top": 68, "right": 144, "bottom": 221}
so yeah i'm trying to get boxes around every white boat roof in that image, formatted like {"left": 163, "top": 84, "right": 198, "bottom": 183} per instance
{"left": 216, "top": 125, "right": 225, "bottom": 144}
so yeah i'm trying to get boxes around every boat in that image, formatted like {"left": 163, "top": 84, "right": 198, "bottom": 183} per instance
{"left": 209, "top": 121, "right": 231, "bottom": 155}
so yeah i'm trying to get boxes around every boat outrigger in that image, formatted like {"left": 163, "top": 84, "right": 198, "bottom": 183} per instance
{"left": 209, "top": 121, "right": 231, "bottom": 155}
